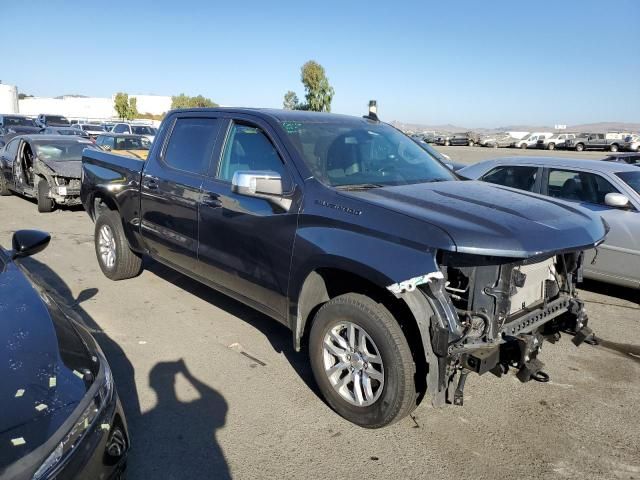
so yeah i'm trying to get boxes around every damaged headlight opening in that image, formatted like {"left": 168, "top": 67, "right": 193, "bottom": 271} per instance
{"left": 393, "top": 250, "right": 592, "bottom": 406}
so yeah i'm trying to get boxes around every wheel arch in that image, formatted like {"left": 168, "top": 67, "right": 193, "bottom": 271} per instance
{"left": 293, "top": 265, "right": 433, "bottom": 403}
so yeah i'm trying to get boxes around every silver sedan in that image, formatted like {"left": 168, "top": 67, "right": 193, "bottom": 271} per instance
{"left": 460, "top": 157, "right": 640, "bottom": 289}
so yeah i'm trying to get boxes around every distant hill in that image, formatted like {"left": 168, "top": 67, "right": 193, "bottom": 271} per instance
{"left": 392, "top": 120, "right": 640, "bottom": 134}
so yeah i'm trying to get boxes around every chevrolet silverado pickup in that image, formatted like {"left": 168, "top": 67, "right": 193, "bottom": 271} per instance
{"left": 80, "top": 108, "right": 606, "bottom": 428}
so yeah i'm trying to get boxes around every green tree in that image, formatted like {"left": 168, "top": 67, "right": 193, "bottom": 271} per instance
{"left": 283, "top": 90, "right": 299, "bottom": 110}
{"left": 300, "top": 60, "right": 334, "bottom": 112}
{"left": 128, "top": 97, "right": 138, "bottom": 119}
{"left": 171, "top": 93, "right": 218, "bottom": 109}
{"left": 113, "top": 92, "right": 138, "bottom": 120}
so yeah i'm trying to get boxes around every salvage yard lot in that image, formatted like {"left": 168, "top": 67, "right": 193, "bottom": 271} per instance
{"left": 1, "top": 147, "right": 638, "bottom": 479}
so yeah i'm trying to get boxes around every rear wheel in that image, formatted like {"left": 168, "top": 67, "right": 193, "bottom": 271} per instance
{"left": 444, "top": 140, "right": 450, "bottom": 146}
{"left": 609, "top": 143, "right": 619, "bottom": 152}
{"left": 468, "top": 140, "right": 474, "bottom": 147}
{"left": 94, "top": 209, "right": 142, "bottom": 280}
{"left": 37, "top": 179, "right": 54, "bottom": 213}
{"left": 575, "top": 143, "right": 585, "bottom": 152}
{"left": 547, "top": 142, "right": 556, "bottom": 150}
{"left": 309, "top": 293, "right": 417, "bottom": 428}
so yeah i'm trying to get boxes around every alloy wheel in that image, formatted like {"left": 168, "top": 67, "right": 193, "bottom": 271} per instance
{"left": 322, "top": 322, "right": 384, "bottom": 407}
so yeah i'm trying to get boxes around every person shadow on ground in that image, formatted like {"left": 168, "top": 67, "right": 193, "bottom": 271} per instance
{"left": 131, "top": 359, "right": 230, "bottom": 480}
{"left": 18, "top": 257, "right": 231, "bottom": 479}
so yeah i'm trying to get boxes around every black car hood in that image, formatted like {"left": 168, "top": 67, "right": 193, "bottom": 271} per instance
{"left": 0, "top": 256, "right": 96, "bottom": 472}
{"left": 39, "top": 159, "right": 81, "bottom": 178}
{"left": 347, "top": 180, "right": 606, "bottom": 258}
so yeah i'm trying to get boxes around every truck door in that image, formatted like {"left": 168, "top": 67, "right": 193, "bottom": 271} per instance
{"left": 198, "top": 117, "right": 301, "bottom": 322}
{"left": 140, "top": 115, "right": 222, "bottom": 273}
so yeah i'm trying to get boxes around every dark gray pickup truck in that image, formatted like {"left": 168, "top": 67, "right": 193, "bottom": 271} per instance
{"left": 80, "top": 108, "right": 606, "bottom": 428}
{"left": 566, "top": 133, "right": 623, "bottom": 152}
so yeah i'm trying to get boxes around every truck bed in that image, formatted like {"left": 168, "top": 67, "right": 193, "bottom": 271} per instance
{"left": 80, "top": 148, "right": 146, "bottom": 222}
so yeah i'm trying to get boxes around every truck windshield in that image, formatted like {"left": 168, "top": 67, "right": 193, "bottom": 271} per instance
{"left": 616, "top": 171, "right": 640, "bottom": 194}
{"left": 281, "top": 120, "right": 456, "bottom": 187}
{"left": 33, "top": 140, "right": 98, "bottom": 161}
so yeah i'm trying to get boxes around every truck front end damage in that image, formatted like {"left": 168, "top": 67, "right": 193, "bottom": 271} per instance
{"left": 391, "top": 250, "right": 593, "bottom": 407}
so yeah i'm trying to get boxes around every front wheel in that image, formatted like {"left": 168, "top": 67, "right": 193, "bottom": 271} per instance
{"left": 520, "top": 143, "right": 528, "bottom": 149}
{"left": 547, "top": 143, "right": 555, "bottom": 150}
{"left": 309, "top": 293, "right": 417, "bottom": 428}
{"left": 94, "top": 209, "right": 142, "bottom": 280}
{"left": 468, "top": 140, "right": 474, "bottom": 147}
{"left": 37, "top": 179, "right": 54, "bottom": 213}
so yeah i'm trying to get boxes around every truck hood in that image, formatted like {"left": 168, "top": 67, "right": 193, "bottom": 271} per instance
{"left": 347, "top": 180, "right": 606, "bottom": 258}
{"left": 39, "top": 159, "right": 81, "bottom": 178}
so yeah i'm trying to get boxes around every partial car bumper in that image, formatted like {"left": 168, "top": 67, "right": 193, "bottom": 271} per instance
{"left": 47, "top": 390, "right": 129, "bottom": 480}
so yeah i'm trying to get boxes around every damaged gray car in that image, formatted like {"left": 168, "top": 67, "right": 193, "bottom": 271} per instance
{"left": 0, "top": 135, "right": 99, "bottom": 212}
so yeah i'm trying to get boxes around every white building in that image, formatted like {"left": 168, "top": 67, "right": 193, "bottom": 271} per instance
{"left": 129, "top": 94, "right": 172, "bottom": 115}
{"left": 13, "top": 91, "right": 171, "bottom": 121}
{"left": 0, "top": 84, "right": 19, "bottom": 114}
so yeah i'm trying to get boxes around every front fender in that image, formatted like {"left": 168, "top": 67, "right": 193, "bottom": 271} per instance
{"left": 289, "top": 226, "right": 441, "bottom": 301}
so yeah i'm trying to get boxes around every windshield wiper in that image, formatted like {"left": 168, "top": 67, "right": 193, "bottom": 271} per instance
{"left": 335, "top": 183, "right": 384, "bottom": 191}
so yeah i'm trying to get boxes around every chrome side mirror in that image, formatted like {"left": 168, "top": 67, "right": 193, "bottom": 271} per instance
{"left": 604, "top": 192, "right": 630, "bottom": 208}
{"left": 231, "top": 171, "right": 290, "bottom": 210}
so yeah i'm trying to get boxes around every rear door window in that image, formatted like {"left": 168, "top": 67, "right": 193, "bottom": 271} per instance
{"left": 482, "top": 165, "right": 539, "bottom": 192}
{"left": 161, "top": 117, "right": 221, "bottom": 175}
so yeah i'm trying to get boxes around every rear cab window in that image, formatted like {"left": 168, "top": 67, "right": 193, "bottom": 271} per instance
{"left": 161, "top": 117, "right": 221, "bottom": 175}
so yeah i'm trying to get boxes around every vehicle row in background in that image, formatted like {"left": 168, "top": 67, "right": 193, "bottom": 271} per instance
{"left": 411, "top": 130, "right": 639, "bottom": 152}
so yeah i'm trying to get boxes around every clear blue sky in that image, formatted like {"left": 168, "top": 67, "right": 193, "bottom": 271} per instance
{"left": 1, "top": 0, "right": 638, "bottom": 127}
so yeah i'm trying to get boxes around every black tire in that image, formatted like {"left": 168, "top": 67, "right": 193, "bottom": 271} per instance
{"left": 468, "top": 140, "right": 474, "bottom": 147}
{"left": 0, "top": 173, "right": 11, "bottom": 196}
{"left": 94, "top": 209, "right": 142, "bottom": 280}
{"left": 575, "top": 143, "right": 585, "bottom": 152}
{"left": 609, "top": 143, "right": 619, "bottom": 152}
{"left": 444, "top": 140, "right": 450, "bottom": 146}
{"left": 520, "top": 142, "right": 528, "bottom": 149}
{"left": 37, "top": 179, "right": 54, "bottom": 213}
{"left": 309, "top": 293, "right": 417, "bottom": 428}
{"left": 547, "top": 142, "right": 555, "bottom": 150}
